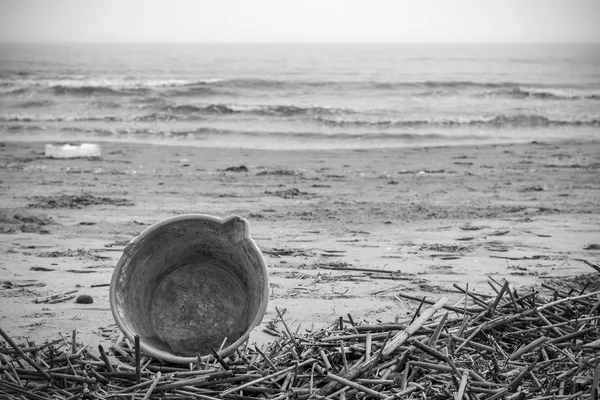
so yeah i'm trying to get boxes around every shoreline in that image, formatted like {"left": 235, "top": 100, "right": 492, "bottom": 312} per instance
{"left": 1, "top": 138, "right": 599, "bottom": 351}
{"left": 3, "top": 126, "right": 599, "bottom": 151}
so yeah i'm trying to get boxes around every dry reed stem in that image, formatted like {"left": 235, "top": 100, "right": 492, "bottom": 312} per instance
{"left": 1, "top": 278, "right": 599, "bottom": 399}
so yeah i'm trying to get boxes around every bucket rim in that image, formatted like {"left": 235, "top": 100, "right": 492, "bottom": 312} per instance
{"left": 109, "top": 213, "right": 269, "bottom": 364}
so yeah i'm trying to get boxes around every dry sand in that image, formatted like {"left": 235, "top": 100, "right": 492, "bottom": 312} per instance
{"left": 1, "top": 139, "right": 599, "bottom": 353}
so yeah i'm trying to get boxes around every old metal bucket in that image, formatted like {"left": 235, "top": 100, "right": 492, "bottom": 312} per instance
{"left": 109, "top": 214, "right": 269, "bottom": 364}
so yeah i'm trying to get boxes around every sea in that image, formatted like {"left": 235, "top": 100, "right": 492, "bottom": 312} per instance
{"left": 0, "top": 43, "right": 599, "bottom": 149}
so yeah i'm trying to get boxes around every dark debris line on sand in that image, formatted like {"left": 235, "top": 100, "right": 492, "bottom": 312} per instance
{"left": 1, "top": 278, "right": 599, "bottom": 399}
{"left": 27, "top": 194, "right": 134, "bottom": 209}
{"left": 0, "top": 211, "right": 53, "bottom": 234}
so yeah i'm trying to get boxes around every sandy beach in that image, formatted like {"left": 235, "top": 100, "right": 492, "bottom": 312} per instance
{"left": 1, "top": 138, "right": 599, "bottom": 352}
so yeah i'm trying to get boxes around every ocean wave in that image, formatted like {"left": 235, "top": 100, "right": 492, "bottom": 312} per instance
{"left": 0, "top": 114, "right": 122, "bottom": 122}
{"left": 51, "top": 85, "right": 151, "bottom": 96}
{"left": 208, "top": 78, "right": 299, "bottom": 89}
{"left": 316, "top": 114, "right": 600, "bottom": 128}
{"left": 131, "top": 96, "right": 169, "bottom": 106}
{"left": 172, "top": 128, "right": 458, "bottom": 141}
{"left": 1, "top": 77, "right": 201, "bottom": 88}
{"left": 90, "top": 100, "right": 122, "bottom": 109}
{"left": 483, "top": 87, "right": 600, "bottom": 100}
{"left": 0, "top": 70, "right": 35, "bottom": 79}
{"left": 157, "top": 78, "right": 518, "bottom": 93}
{"left": 60, "top": 126, "right": 130, "bottom": 136}
{"left": 182, "top": 78, "right": 227, "bottom": 86}
{"left": 161, "top": 103, "right": 348, "bottom": 117}
{"left": 189, "top": 78, "right": 599, "bottom": 94}
{"left": 15, "top": 99, "right": 55, "bottom": 108}
{"left": 134, "top": 113, "right": 180, "bottom": 122}
{"left": 51, "top": 125, "right": 484, "bottom": 143}
{"left": 2, "top": 124, "right": 47, "bottom": 132}
{"left": 193, "top": 78, "right": 546, "bottom": 91}
{"left": 0, "top": 78, "right": 209, "bottom": 96}
{"left": 4, "top": 110, "right": 597, "bottom": 128}
{"left": 255, "top": 104, "right": 347, "bottom": 116}
{"left": 0, "top": 114, "right": 48, "bottom": 122}
{"left": 0, "top": 88, "right": 29, "bottom": 95}
{"left": 376, "top": 80, "right": 508, "bottom": 90}
{"left": 2, "top": 76, "right": 597, "bottom": 101}
{"left": 166, "top": 86, "right": 229, "bottom": 97}
{"left": 163, "top": 104, "right": 236, "bottom": 115}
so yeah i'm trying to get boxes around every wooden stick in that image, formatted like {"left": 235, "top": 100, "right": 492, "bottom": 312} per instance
{"left": 455, "top": 370, "right": 469, "bottom": 400}
{"left": 453, "top": 284, "right": 487, "bottom": 309}
{"left": 171, "top": 389, "right": 221, "bottom": 399}
{"left": 591, "top": 365, "right": 600, "bottom": 400}
{"left": 153, "top": 371, "right": 233, "bottom": 392}
{"left": 219, "top": 358, "right": 317, "bottom": 396}
{"left": 454, "top": 324, "right": 483, "bottom": 353}
{"left": 428, "top": 312, "right": 448, "bottom": 346}
{"left": 548, "top": 327, "right": 596, "bottom": 344}
{"left": 0, "top": 380, "right": 50, "bottom": 400}
{"left": 317, "top": 331, "right": 392, "bottom": 342}
{"left": 412, "top": 340, "right": 464, "bottom": 390}
{"left": 34, "top": 290, "right": 78, "bottom": 304}
{"left": 314, "top": 364, "right": 388, "bottom": 399}
{"left": 86, "top": 367, "right": 109, "bottom": 384}
{"left": 319, "top": 349, "right": 332, "bottom": 370}
{"left": 98, "top": 344, "right": 114, "bottom": 372}
{"left": 276, "top": 307, "right": 301, "bottom": 352}
{"left": 366, "top": 331, "right": 391, "bottom": 377}
{"left": 354, "top": 324, "right": 408, "bottom": 332}
{"left": 395, "top": 293, "right": 474, "bottom": 314}
{"left": 110, "top": 344, "right": 135, "bottom": 363}
{"left": 409, "top": 297, "right": 426, "bottom": 325}
{"left": 490, "top": 280, "right": 509, "bottom": 311}
{"left": 409, "top": 361, "right": 487, "bottom": 383}
{"left": 134, "top": 335, "right": 141, "bottom": 384}
{"left": 0, "top": 327, "right": 51, "bottom": 380}
{"left": 318, "top": 297, "right": 448, "bottom": 396}
{"left": 252, "top": 345, "right": 274, "bottom": 372}
{"left": 0, "top": 354, "right": 23, "bottom": 386}
{"left": 509, "top": 336, "right": 548, "bottom": 361}
{"left": 140, "top": 371, "right": 161, "bottom": 400}
{"left": 503, "top": 283, "right": 521, "bottom": 311}
{"left": 382, "top": 384, "right": 419, "bottom": 399}
{"left": 339, "top": 340, "right": 348, "bottom": 373}
{"left": 0, "top": 339, "right": 64, "bottom": 355}
{"left": 111, "top": 378, "right": 155, "bottom": 394}
{"left": 575, "top": 258, "right": 600, "bottom": 273}
{"left": 346, "top": 313, "right": 356, "bottom": 327}
{"left": 71, "top": 330, "right": 77, "bottom": 354}
{"left": 49, "top": 372, "right": 96, "bottom": 383}
{"left": 507, "top": 360, "right": 537, "bottom": 391}
{"left": 209, "top": 347, "right": 231, "bottom": 371}
{"left": 356, "top": 378, "right": 393, "bottom": 385}
{"left": 365, "top": 333, "right": 372, "bottom": 360}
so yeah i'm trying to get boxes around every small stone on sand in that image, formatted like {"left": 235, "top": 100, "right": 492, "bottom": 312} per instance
{"left": 75, "top": 294, "right": 94, "bottom": 304}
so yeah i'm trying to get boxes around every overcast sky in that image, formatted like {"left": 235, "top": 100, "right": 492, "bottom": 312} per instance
{"left": 1, "top": 0, "right": 599, "bottom": 44}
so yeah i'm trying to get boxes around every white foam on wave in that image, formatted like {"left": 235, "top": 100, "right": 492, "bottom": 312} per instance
{"left": 0, "top": 77, "right": 225, "bottom": 90}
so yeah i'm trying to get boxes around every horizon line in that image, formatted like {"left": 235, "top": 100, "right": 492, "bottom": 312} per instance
{"left": 1, "top": 40, "right": 599, "bottom": 46}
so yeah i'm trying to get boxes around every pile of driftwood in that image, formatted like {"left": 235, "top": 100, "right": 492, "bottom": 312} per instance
{"left": 1, "top": 277, "right": 599, "bottom": 400}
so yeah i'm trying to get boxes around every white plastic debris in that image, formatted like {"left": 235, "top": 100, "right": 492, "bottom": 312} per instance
{"left": 44, "top": 143, "right": 101, "bottom": 159}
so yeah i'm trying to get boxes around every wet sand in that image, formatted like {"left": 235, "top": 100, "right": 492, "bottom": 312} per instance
{"left": 1, "top": 139, "right": 599, "bottom": 350}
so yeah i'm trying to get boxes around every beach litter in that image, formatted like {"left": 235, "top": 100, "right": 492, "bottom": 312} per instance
{"left": 1, "top": 276, "right": 599, "bottom": 399}
{"left": 44, "top": 143, "right": 101, "bottom": 159}
{"left": 110, "top": 214, "right": 269, "bottom": 364}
